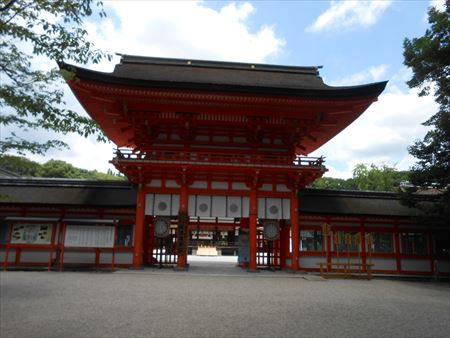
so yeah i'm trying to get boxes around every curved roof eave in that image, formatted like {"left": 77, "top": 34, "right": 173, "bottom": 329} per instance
{"left": 59, "top": 61, "right": 387, "bottom": 99}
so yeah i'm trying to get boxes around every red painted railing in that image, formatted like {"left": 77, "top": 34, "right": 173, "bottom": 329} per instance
{"left": 113, "top": 148, "right": 325, "bottom": 168}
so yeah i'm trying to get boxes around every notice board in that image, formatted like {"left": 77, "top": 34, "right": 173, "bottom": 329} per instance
{"left": 65, "top": 225, "right": 114, "bottom": 248}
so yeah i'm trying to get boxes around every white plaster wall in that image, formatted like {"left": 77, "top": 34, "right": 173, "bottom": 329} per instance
{"left": 401, "top": 258, "right": 431, "bottom": 272}
{"left": 232, "top": 182, "right": 248, "bottom": 190}
{"left": 62, "top": 251, "right": 95, "bottom": 264}
{"left": 0, "top": 249, "right": 16, "bottom": 262}
{"left": 21, "top": 250, "right": 56, "bottom": 263}
{"left": 211, "top": 182, "right": 228, "bottom": 189}
{"left": 437, "top": 260, "right": 450, "bottom": 273}
{"left": 299, "top": 256, "right": 324, "bottom": 269}
{"left": 369, "top": 258, "right": 397, "bottom": 271}
{"left": 100, "top": 252, "right": 133, "bottom": 265}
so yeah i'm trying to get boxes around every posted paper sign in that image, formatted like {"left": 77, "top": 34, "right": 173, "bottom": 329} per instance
{"left": 65, "top": 225, "right": 114, "bottom": 248}
{"left": 11, "top": 224, "right": 52, "bottom": 244}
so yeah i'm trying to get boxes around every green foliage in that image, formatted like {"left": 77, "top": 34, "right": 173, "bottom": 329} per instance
{"left": 0, "top": 155, "right": 124, "bottom": 180}
{"left": 0, "top": 155, "right": 41, "bottom": 176}
{"left": 403, "top": 1, "right": 450, "bottom": 224}
{"left": 310, "top": 177, "right": 354, "bottom": 190}
{"left": 0, "top": 0, "right": 111, "bottom": 155}
{"left": 310, "top": 163, "right": 409, "bottom": 192}
{"left": 403, "top": 1, "right": 450, "bottom": 108}
{"left": 352, "top": 163, "right": 410, "bottom": 192}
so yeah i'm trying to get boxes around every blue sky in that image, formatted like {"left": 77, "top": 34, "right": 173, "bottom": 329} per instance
{"left": 19, "top": 0, "right": 445, "bottom": 178}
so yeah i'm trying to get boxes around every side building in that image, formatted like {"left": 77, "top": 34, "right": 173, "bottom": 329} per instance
{"left": 0, "top": 177, "right": 448, "bottom": 276}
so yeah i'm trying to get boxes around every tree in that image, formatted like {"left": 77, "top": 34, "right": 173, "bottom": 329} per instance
{"left": 0, "top": 154, "right": 124, "bottom": 180}
{"left": 0, "top": 0, "right": 110, "bottom": 155}
{"left": 310, "top": 163, "right": 409, "bottom": 192}
{"left": 310, "top": 177, "right": 352, "bottom": 190}
{"left": 0, "top": 154, "right": 41, "bottom": 176}
{"left": 351, "top": 163, "right": 409, "bottom": 192}
{"left": 403, "top": 1, "right": 450, "bottom": 224}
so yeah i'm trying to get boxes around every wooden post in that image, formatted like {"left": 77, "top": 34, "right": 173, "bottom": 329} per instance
{"left": 132, "top": 185, "right": 146, "bottom": 268}
{"left": 360, "top": 218, "right": 367, "bottom": 271}
{"left": 249, "top": 187, "right": 258, "bottom": 271}
{"left": 59, "top": 223, "right": 67, "bottom": 272}
{"left": 290, "top": 190, "right": 299, "bottom": 271}
{"left": 394, "top": 222, "right": 401, "bottom": 273}
{"left": 279, "top": 220, "right": 288, "bottom": 269}
{"left": 146, "top": 216, "right": 155, "bottom": 265}
{"left": 3, "top": 223, "right": 13, "bottom": 270}
{"left": 177, "top": 183, "right": 189, "bottom": 269}
{"left": 48, "top": 223, "right": 57, "bottom": 271}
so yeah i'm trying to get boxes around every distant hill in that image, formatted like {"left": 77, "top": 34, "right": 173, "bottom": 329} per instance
{"left": 0, "top": 155, "right": 125, "bottom": 181}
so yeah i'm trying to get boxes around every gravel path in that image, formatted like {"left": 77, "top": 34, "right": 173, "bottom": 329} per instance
{"left": 1, "top": 261, "right": 449, "bottom": 338}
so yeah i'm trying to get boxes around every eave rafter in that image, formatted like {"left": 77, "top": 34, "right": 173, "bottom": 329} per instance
{"left": 68, "top": 76, "right": 382, "bottom": 153}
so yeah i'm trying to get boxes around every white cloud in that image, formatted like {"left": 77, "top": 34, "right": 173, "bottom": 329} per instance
{"left": 329, "top": 64, "right": 389, "bottom": 86}
{"left": 311, "top": 87, "right": 438, "bottom": 179}
{"left": 306, "top": 1, "right": 392, "bottom": 33}
{"left": 6, "top": 1, "right": 285, "bottom": 172}
{"left": 429, "top": 0, "right": 446, "bottom": 12}
{"left": 85, "top": 1, "right": 284, "bottom": 65}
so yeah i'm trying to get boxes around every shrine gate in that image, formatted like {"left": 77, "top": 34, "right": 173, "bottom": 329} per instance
{"left": 62, "top": 55, "right": 386, "bottom": 271}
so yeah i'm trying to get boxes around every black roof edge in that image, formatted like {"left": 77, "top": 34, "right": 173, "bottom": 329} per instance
{"left": 0, "top": 177, "right": 134, "bottom": 189}
{"left": 59, "top": 62, "right": 388, "bottom": 99}
{"left": 117, "top": 54, "right": 320, "bottom": 75}
{"left": 300, "top": 187, "right": 402, "bottom": 199}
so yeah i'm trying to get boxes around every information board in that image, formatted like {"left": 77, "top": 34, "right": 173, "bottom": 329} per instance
{"left": 64, "top": 225, "right": 115, "bottom": 248}
{"left": 11, "top": 224, "right": 52, "bottom": 244}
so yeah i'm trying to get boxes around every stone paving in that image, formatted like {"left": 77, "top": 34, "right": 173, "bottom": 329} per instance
{"left": 1, "top": 257, "right": 449, "bottom": 338}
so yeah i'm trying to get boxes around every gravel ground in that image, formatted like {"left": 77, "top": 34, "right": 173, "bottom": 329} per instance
{"left": 1, "top": 259, "right": 449, "bottom": 338}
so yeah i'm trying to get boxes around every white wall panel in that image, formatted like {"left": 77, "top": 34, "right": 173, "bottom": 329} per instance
{"left": 232, "top": 182, "right": 249, "bottom": 190}
{"left": 145, "top": 194, "right": 154, "bottom": 215}
{"left": 188, "top": 195, "right": 196, "bottom": 216}
{"left": 145, "top": 194, "right": 180, "bottom": 216}
{"left": 191, "top": 181, "right": 207, "bottom": 188}
{"left": 282, "top": 199, "right": 291, "bottom": 219}
{"left": 62, "top": 252, "right": 95, "bottom": 263}
{"left": 101, "top": 252, "right": 133, "bottom": 264}
{"left": 171, "top": 195, "right": 180, "bottom": 216}
{"left": 148, "top": 179, "right": 162, "bottom": 187}
{"left": 212, "top": 196, "right": 227, "bottom": 217}
{"left": 154, "top": 194, "right": 172, "bottom": 216}
{"left": 370, "top": 258, "right": 396, "bottom": 271}
{"left": 258, "top": 198, "right": 290, "bottom": 220}
{"left": 299, "top": 256, "right": 323, "bottom": 269}
{"left": 401, "top": 259, "right": 431, "bottom": 272}
{"left": 166, "top": 180, "right": 180, "bottom": 188}
{"left": 227, "top": 196, "right": 242, "bottom": 218}
{"left": 437, "top": 260, "right": 450, "bottom": 273}
{"left": 276, "top": 184, "right": 290, "bottom": 192}
{"left": 266, "top": 198, "right": 282, "bottom": 219}
{"left": 242, "top": 197, "right": 249, "bottom": 217}
{"left": 212, "top": 182, "right": 228, "bottom": 189}
{"left": 258, "top": 198, "right": 266, "bottom": 218}
{"left": 196, "top": 195, "right": 212, "bottom": 217}
{"left": 0, "top": 249, "right": 16, "bottom": 262}
{"left": 21, "top": 251, "right": 55, "bottom": 263}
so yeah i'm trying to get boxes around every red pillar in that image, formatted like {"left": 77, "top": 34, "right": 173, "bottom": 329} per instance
{"left": 249, "top": 187, "right": 258, "bottom": 271}
{"left": 394, "top": 222, "right": 401, "bottom": 273}
{"left": 147, "top": 216, "right": 155, "bottom": 265}
{"left": 133, "top": 185, "right": 145, "bottom": 268}
{"left": 177, "top": 183, "right": 189, "bottom": 269}
{"left": 360, "top": 218, "right": 367, "bottom": 271}
{"left": 290, "top": 190, "right": 299, "bottom": 271}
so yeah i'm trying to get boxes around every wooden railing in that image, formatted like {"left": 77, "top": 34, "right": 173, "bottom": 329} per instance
{"left": 113, "top": 149, "right": 325, "bottom": 168}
